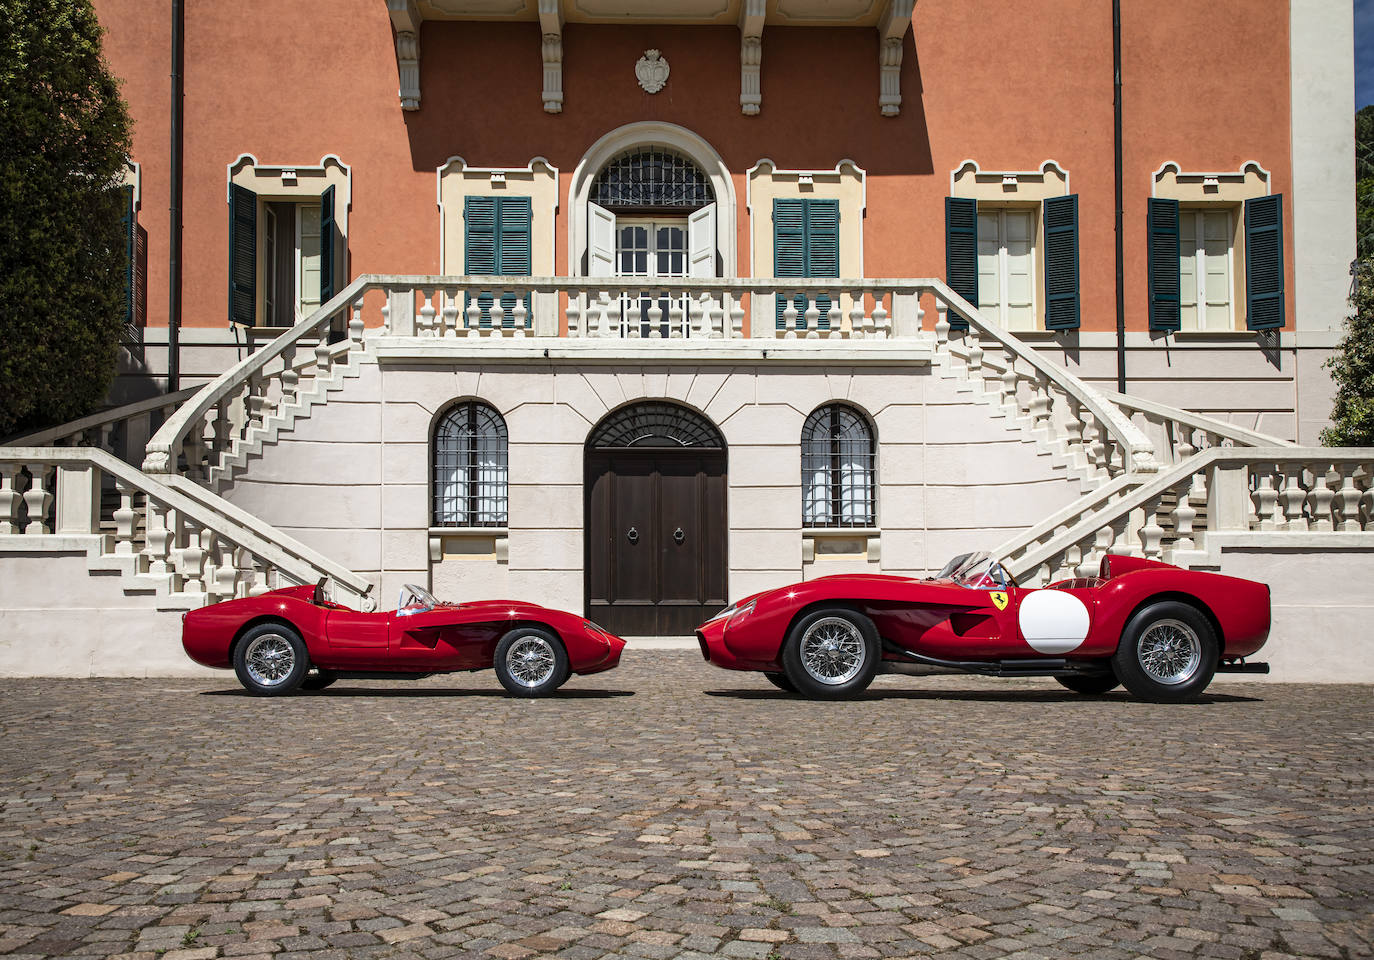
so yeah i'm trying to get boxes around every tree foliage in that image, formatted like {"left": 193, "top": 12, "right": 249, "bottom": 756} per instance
{"left": 0, "top": 0, "right": 132, "bottom": 436}
{"left": 1358, "top": 105, "right": 1374, "bottom": 262}
{"left": 1322, "top": 262, "right": 1374, "bottom": 446}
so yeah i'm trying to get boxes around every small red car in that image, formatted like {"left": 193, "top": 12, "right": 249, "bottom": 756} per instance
{"left": 696, "top": 553, "right": 1270, "bottom": 702}
{"left": 183, "top": 582, "right": 626, "bottom": 697}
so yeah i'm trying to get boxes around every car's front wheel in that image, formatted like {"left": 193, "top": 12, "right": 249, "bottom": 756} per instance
{"left": 781, "top": 608, "right": 880, "bottom": 700}
{"left": 1112, "top": 601, "right": 1218, "bottom": 702}
{"left": 494, "top": 627, "right": 570, "bottom": 697}
{"left": 233, "top": 623, "right": 309, "bottom": 696}
{"left": 1056, "top": 672, "right": 1120, "bottom": 695}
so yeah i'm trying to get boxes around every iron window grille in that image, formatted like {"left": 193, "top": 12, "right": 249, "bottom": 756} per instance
{"left": 801, "top": 405, "right": 876, "bottom": 528}
{"left": 433, "top": 402, "right": 508, "bottom": 527}
{"left": 589, "top": 147, "right": 714, "bottom": 212}
{"left": 589, "top": 402, "right": 724, "bottom": 449}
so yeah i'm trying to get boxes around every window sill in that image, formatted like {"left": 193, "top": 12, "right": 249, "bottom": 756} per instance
{"left": 1166, "top": 329, "right": 1267, "bottom": 340}
{"left": 428, "top": 527, "right": 509, "bottom": 563}
{"left": 803, "top": 528, "right": 881, "bottom": 563}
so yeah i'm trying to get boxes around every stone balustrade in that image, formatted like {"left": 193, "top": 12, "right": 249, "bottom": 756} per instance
{"left": 1106, "top": 390, "right": 1295, "bottom": 465}
{"left": 1004, "top": 448, "right": 1374, "bottom": 585}
{"left": 2, "top": 386, "right": 201, "bottom": 468}
{"left": 1, "top": 447, "right": 374, "bottom": 610}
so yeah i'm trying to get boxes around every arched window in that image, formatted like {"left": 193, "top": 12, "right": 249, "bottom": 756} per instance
{"left": 433, "top": 402, "right": 508, "bottom": 527}
{"left": 588, "top": 401, "right": 724, "bottom": 449}
{"left": 801, "top": 405, "right": 875, "bottom": 528}
{"left": 590, "top": 147, "right": 714, "bottom": 211}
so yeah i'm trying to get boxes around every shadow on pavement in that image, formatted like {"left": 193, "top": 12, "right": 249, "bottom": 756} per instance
{"left": 703, "top": 688, "right": 1263, "bottom": 704}
{"left": 201, "top": 687, "right": 636, "bottom": 699}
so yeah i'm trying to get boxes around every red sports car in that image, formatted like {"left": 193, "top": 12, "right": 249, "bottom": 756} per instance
{"left": 183, "top": 582, "right": 626, "bottom": 697}
{"left": 696, "top": 553, "right": 1270, "bottom": 702}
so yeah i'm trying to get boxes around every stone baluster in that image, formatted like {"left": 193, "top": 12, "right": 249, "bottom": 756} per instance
{"left": 1174, "top": 425, "right": 1197, "bottom": 466}
{"left": 1137, "top": 495, "right": 1165, "bottom": 560}
{"left": 1062, "top": 395, "right": 1085, "bottom": 467}
{"left": 872, "top": 293, "right": 889, "bottom": 339}
{"left": 246, "top": 372, "right": 272, "bottom": 431}
{"left": 379, "top": 297, "right": 392, "bottom": 334}
{"left": 440, "top": 293, "right": 459, "bottom": 338}
{"left": 608, "top": 293, "right": 623, "bottom": 338}
{"left": 934, "top": 301, "right": 950, "bottom": 348}
{"left": 706, "top": 297, "right": 723, "bottom": 339}
{"left": 1334, "top": 463, "right": 1364, "bottom": 532}
{"left": 511, "top": 291, "right": 528, "bottom": 338}
{"left": 0, "top": 464, "right": 21, "bottom": 534}
{"left": 643, "top": 291, "right": 660, "bottom": 339}
{"left": 113, "top": 478, "right": 137, "bottom": 555}
{"left": 729, "top": 295, "right": 744, "bottom": 340}
{"left": 827, "top": 301, "right": 843, "bottom": 339}
{"left": 687, "top": 297, "right": 703, "bottom": 339}
{"left": 1306, "top": 463, "right": 1335, "bottom": 531}
{"left": 417, "top": 288, "right": 436, "bottom": 337}
{"left": 212, "top": 400, "right": 231, "bottom": 464}
{"left": 350, "top": 296, "right": 366, "bottom": 346}
{"left": 490, "top": 294, "right": 506, "bottom": 335}
{"left": 214, "top": 538, "right": 238, "bottom": 600}
{"left": 668, "top": 294, "right": 684, "bottom": 339}
{"left": 1087, "top": 522, "right": 1116, "bottom": 573}
{"left": 965, "top": 330, "right": 983, "bottom": 386}
{"left": 803, "top": 299, "right": 820, "bottom": 339}
{"left": 1064, "top": 542, "right": 1084, "bottom": 579}
{"left": 465, "top": 294, "right": 482, "bottom": 337}
{"left": 1251, "top": 465, "right": 1280, "bottom": 530}
{"left": 279, "top": 343, "right": 299, "bottom": 408}
{"left": 143, "top": 499, "right": 172, "bottom": 576}
{"left": 1029, "top": 370, "right": 1053, "bottom": 439}
{"left": 567, "top": 294, "right": 582, "bottom": 338}
{"left": 848, "top": 291, "right": 864, "bottom": 340}
{"left": 22, "top": 465, "right": 53, "bottom": 534}
{"left": 1361, "top": 467, "right": 1374, "bottom": 531}
{"left": 1173, "top": 472, "right": 1203, "bottom": 553}
{"left": 1279, "top": 463, "right": 1308, "bottom": 531}
{"left": 861, "top": 294, "right": 877, "bottom": 339}
{"left": 782, "top": 293, "right": 798, "bottom": 339}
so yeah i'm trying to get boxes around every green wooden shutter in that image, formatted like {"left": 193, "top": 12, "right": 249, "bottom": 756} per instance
{"left": 1043, "top": 194, "right": 1080, "bottom": 330}
{"left": 1147, "top": 198, "right": 1181, "bottom": 331}
{"left": 465, "top": 196, "right": 532, "bottom": 328}
{"left": 774, "top": 199, "right": 837, "bottom": 330}
{"left": 498, "top": 196, "right": 533, "bottom": 328}
{"left": 228, "top": 183, "right": 257, "bottom": 325}
{"left": 944, "top": 197, "right": 977, "bottom": 331}
{"left": 807, "top": 200, "right": 838, "bottom": 331}
{"left": 121, "top": 185, "right": 136, "bottom": 332}
{"left": 1245, "top": 194, "right": 1284, "bottom": 330}
{"left": 319, "top": 184, "right": 336, "bottom": 307}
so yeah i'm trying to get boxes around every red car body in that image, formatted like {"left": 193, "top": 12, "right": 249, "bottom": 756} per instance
{"left": 697, "top": 555, "right": 1269, "bottom": 686}
{"left": 183, "top": 586, "right": 626, "bottom": 679}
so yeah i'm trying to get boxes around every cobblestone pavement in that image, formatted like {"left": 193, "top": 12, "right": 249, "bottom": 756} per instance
{"left": 0, "top": 651, "right": 1371, "bottom": 960}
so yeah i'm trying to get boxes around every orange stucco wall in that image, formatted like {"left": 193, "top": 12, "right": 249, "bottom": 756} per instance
{"left": 93, "top": 0, "right": 1294, "bottom": 334}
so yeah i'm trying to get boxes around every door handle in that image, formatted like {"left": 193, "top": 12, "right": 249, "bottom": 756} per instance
{"left": 626, "top": 527, "right": 639, "bottom": 544}
{"left": 673, "top": 527, "right": 685, "bottom": 544}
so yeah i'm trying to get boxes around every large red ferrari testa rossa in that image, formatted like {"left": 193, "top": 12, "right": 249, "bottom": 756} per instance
{"left": 183, "top": 582, "right": 626, "bottom": 697}
{"left": 696, "top": 553, "right": 1271, "bottom": 701}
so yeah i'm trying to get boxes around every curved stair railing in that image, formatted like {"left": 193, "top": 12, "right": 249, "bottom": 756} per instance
{"left": 1000, "top": 446, "right": 1374, "bottom": 585}
{"left": 3, "top": 386, "right": 201, "bottom": 466}
{"left": 1, "top": 446, "right": 374, "bottom": 609}
{"left": 1105, "top": 389, "right": 1296, "bottom": 463}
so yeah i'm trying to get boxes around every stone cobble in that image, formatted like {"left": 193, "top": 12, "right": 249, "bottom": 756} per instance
{"left": 0, "top": 651, "right": 1370, "bottom": 959}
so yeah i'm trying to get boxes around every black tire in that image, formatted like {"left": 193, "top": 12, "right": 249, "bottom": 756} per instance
{"left": 232, "top": 623, "right": 309, "bottom": 696}
{"left": 1056, "top": 672, "right": 1120, "bottom": 695}
{"left": 780, "top": 608, "right": 880, "bottom": 700}
{"left": 300, "top": 670, "right": 337, "bottom": 691}
{"left": 763, "top": 671, "right": 797, "bottom": 693}
{"left": 1112, "top": 601, "right": 1219, "bottom": 702}
{"left": 493, "top": 626, "right": 570, "bottom": 698}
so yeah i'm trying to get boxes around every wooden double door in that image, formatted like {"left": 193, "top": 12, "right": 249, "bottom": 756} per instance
{"left": 585, "top": 449, "right": 727, "bottom": 637}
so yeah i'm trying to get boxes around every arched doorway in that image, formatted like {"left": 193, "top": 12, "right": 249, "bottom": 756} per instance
{"left": 585, "top": 402, "right": 728, "bottom": 637}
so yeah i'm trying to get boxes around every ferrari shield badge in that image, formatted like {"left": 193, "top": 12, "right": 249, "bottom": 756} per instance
{"left": 990, "top": 591, "right": 1009, "bottom": 611}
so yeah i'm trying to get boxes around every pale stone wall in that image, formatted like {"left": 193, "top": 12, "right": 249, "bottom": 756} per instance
{"left": 218, "top": 355, "right": 1090, "bottom": 614}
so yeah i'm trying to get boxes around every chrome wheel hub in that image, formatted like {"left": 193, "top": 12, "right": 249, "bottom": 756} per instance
{"left": 799, "top": 617, "right": 865, "bottom": 685}
{"left": 506, "top": 636, "right": 556, "bottom": 687}
{"left": 244, "top": 634, "right": 296, "bottom": 686}
{"left": 1137, "top": 619, "right": 1203, "bottom": 685}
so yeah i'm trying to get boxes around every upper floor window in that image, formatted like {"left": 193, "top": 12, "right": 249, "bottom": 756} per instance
{"left": 1178, "top": 207, "right": 1235, "bottom": 331}
{"left": 802, "top": 405, "right": 875, "bottom": 529}
{"left": 590, "top": 147, "right": 713, "bottom": 211}
{"left": 976, "top": 207, "right": 1036, "bottom": 330}
{"left": 433, "top": 402, "right": 508, "bottom": 528}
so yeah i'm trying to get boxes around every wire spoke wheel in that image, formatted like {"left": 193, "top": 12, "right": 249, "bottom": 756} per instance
{"left": 799, "top": 617, "right": 867, "bottom": 685}
{"left": 505, "top": 635, "right": 557, "bottom": 688}
{"left": 1136, "top": 618, "right": 1203, "bottom": 685}
{"left": 243, "top": 634, "right": 296, "bottom": 687}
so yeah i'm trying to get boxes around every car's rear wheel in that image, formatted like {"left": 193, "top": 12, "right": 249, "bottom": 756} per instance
{"left": 1112, "top": 601, "right": 1218, "bottom": 702}
{"left": 233, "top": 623, "right": 309, "bottom": 696}
{"left": 781, "top": 608, "right": 880, "bottom": 700}
{"left": 763, "top": 671, "right": 797, "bottom": 693}
{"left": 494, "top": 627, "right": 570, "bottom": 698}
{"left": 300, "top": 669, "right": 337, "bottom": 691}
{"left": 1056, "top": 672, "right": 1120, "bottom": 695}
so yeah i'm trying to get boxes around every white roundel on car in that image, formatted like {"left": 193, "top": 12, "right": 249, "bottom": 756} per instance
{"left": 1017, "top": 589, "right": 1091, "bottom": 654}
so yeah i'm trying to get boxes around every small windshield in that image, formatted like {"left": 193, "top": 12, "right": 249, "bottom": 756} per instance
{"left": 937, "top": 552, "right": 1013, "bottom": 589}
{"left": 396, "top": 584, "right": 438, "bottom": 616}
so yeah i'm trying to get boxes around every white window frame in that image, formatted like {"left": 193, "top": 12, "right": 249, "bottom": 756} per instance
{"left": 1178, "top": 207, "right": 1236, "bottom": 332}
{"left": 294, "top": 202, "right": 323, "bottom": 324}
{"left": 977, "top": 206, "right": 1038, "bottom": 331}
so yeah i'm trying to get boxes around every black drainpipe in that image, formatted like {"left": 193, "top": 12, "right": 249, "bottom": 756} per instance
{"left": 1112, "top": 0, "right": 1126, "bottom": 393}
{"left": 168, "top": 0, "right": 184, "bottom": 391}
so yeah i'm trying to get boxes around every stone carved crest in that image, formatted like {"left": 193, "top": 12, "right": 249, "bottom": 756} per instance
{"left": 636, "top": 49, "right": 669, "bottom": 94}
